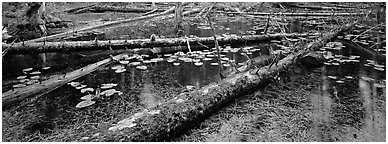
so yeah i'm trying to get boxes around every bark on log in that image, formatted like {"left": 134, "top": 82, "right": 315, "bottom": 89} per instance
{"left": 2, "top": 53, "right": 130, "bottom": 108}
{"left": 216, "top": 11, "right": 366, "bottom": 17}
{"left": 4, "top": 33, "right": 309, "bottom": 54}
{"left": 82, "top": 21, "right": 358, "bottom": 142}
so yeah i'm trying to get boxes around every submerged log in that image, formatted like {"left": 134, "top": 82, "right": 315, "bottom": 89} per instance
{"left": 3, "top": 33, "right": 309, "bottom": 54}
{"left": 88, "top": 5, "right": 163, "bottom": 13}
{"left": 82, "top": 21, "right": 358, "bottom": 142}
{"left": 2, "top": 53, "right": 129, "bottom": 108}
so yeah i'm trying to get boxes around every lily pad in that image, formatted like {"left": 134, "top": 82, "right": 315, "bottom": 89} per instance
{"left": 119, "top": 60, "right": 129, "bottom": 65}
{"left": 327, "top": 76, "right": 337, "bottom": 79}
{"left": 210, "top": 63, "right": 219, "bottom": 66}
{"left": 111, "top": 65, "right": 124, "bottom": 70}
{"left": 167, "top": 59, "right": 176, "bottom": 63}
{"left": 23, "top": 68, "right": 33, "bottom": 72}
{"left": 194, "top": 62, "right": 203, "bottom": 66}
{"left": 68, "top": 81, "right": 81, "bottom": 87}
{"left": 76, "top": 100, "right": 95, "bottom": 108}
{"left": 30, "top": 71, "right": 41, "bottom": 75}
{"left": 30, "top": 75, "right": 40, "bottom": 79}
{"left": 136, "top": 65, "right": 147, "bottom": 70}
{"left": 101, "top": 89, "right": 121, "bottom": 96}
{"left": 101, "top": 83, "right": 117, "bottom": 89}
{"left": 115, "top": 68, "right": 126, "bottom": 73}
{"left": 42, "top": 66, "right": 51, "bottom": 70}
{"left": 173, "top": 62, "right": 181, "bottom": 66}
{"left": 81, "top": 88, "right": 94, "bottom": 93}
{"left": 76, "top": 84, "right": 87, "bottom": 89}
{"left": 17, "top": 76, "right": 27, "bottom": 80}
{"left": 80, "top": 94, "right": 95, "bottom": 100}
{"left": 128, "top": 61, "right": 142, "bottom": 66}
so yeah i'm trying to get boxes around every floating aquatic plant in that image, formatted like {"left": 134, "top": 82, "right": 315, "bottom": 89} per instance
{"left": 194, "top": 62, "right": 203, "bottom": 66}
{"left": 17, "top": 76, "right": 27, "bottom": 80}
{"left": 76, "top": 84, "right": 87, "bottom": 89}
{"left": 167, "top": 59, "right": 176, "bottom": 63}
{"left": 19, "top": 79, "right": 29, "bottom": 83}
{"left": 173, "top": 62, "right": 181, "bottom": 66}
{"left": 23, "top": 68, "right": 33, "bottom": 72}
{"left": 101, "top": 89, "right": 122, "bottom": 96}
{"left": 76, "top": 99, "right": 96, "bottom": 108}
{"left": 30, "top": 75, "right": 40, "bottom": 79}
{"left": 203, "top": 58, "right": 212, "bottom": 61}
{"left": 81, "top": 88, "right": 94, "bottom": 93}
{"left": 29, "top": 71, "right": 41, "bottom": 75}
{"left": 336, "top": 80, "right": 345, "bottom": 83}
{"left": 111, "top": 65, "right": 124, "bottom": 70}
{"left": 327, "top": 76, "right": 337, "bottom": 79}
{"left": 136, "top": 65, "right": 147, "bottom": 70}
{"left": 128, "top": 62, "right": 142, "bottom": 66}
{"left": 115, "top": 68, "right": 126, "bottom": 73}
{"left": 101, "top": 83, "right": 117, "bottom": 89}
{"left": 210, "top": 63, "right": 219, "bottom": 66}
{"left": 80, "top": 94, "right": 95, "bottom": 100}
{"left": 119, "top": 60, "right": 129, "bottom": 65}
{"left": 42, "top": 66, "right": 51, "bottom": 70}
{"left": 223, "top": 63, "right": 231, "bottom": 67}
{"left": 345, "top": 76, "right": 354, "bottom": 79}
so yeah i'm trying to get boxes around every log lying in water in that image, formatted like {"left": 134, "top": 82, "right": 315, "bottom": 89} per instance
{"left": 3, "top": 33, "right": 309, "bottom": 54}
{"left": 83, "top": 21, "right": 358, "bottom": 142}
{"left": 2, "top": 53, "right": 129, "bottom": 108}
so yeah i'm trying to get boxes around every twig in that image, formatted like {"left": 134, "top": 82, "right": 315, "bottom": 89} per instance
{"left": 185, "top": 36, "right": 192, "bottom": 52}
{"left": 263, "top": 15, "right": 271, "bottom": 34}
{"left": 351, "top": 23, "right": 384, "bottom": 41}
{"left": 206, "top": 16, "right": 224, "bottom": 78}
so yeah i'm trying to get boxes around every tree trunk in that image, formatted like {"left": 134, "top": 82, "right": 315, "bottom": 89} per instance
{"left": 4, "top": 33, "right": 309, "bottom": 54}
{"left": 83, "top": 20, "right": 359, "bottom": 142}
{"left": 175, "top": 2, "right": 183, "bottom": 37}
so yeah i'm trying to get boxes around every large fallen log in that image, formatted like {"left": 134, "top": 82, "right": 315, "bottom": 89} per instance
{"left": 3, "top": 33, "right": 310, "bottom": 54}
{"left": 82, "top": 21, "right": 358, "bottom": 142}
{"left": 216, "top": 11, "right": 366, "bottom": 17}
{"left": 22, "top": 6, "right": 177, "bottom": 43}
{"left": 286, "top": 3, "right": 356, "bottom": 10}
{"left": 2, "top": 53, "right": 130, "bottom": 108}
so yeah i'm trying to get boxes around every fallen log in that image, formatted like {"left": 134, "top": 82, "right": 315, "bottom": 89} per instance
{"left": 339, "top": 39, "right": 385, "bottom": 61}
{"left": 22, "top": 6, "right": 177, "bottom": 43}
{"left": 82, "top": 21, "right": 358, "bottom": 142}
{"left": 286, "top": 3, "right": 356, "bottom": 10}
{"left": 215, "top": 11, "right": 366, "bottom": 17}
{"left": 4, "top": 33, "right": 310, "bottom": 54}
{"left": 88, "top": 5, "right": 163, "bottom": 13}
{"left": 64, "top": 3, "right": 98, "bottom": 13}
{"left": 2, "top": 53, "right": 129, "bottom": 108}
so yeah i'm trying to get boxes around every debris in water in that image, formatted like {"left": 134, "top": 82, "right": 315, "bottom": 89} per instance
{"left": 76, "top": 100, "right": 95, "bottom": 108}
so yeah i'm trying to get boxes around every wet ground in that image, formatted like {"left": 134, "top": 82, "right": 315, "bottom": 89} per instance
{"left": 2, "top": 2, "right": 386, "bottom": 142}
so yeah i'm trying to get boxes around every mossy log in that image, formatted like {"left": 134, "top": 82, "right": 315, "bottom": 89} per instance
{"left": 3, "top": 33, "right": 309, "bottom": 54}
{"left": 2, "top": 53, "right": 129, "bottom": 108}
{"left": 82, "top": 21, "right": 358, "bottom": 142}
